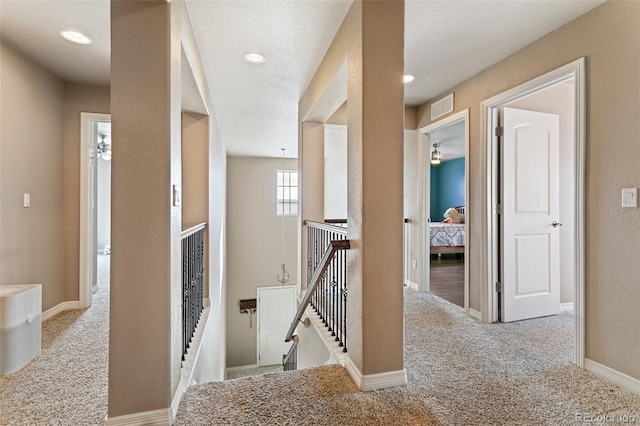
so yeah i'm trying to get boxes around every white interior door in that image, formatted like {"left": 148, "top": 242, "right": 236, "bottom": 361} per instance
{"left": 257, "top": 285, "right": 297, "bottom": 366}
{"left": 501, "top": 107, "right": 560, "bottom": 322}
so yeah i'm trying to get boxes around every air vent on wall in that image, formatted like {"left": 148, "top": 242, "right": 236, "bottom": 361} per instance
{"left": 431, "top": 93, "right": 454, "bottom": 121}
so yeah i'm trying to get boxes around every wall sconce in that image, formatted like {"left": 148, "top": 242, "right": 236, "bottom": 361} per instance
{"left": 97, "top": 133, "right": 112, "bottom": 161}
{"left": 431, "top": 143, "right": 442, "bottom": 165}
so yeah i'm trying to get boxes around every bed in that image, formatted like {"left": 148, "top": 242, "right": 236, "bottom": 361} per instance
{"left": 430, "top": 205, "right": 465, "bottom": 254}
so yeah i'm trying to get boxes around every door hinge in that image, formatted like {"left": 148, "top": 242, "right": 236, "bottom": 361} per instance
{"left": 495, "top": 282, "right": 503, "bottom": 293}
{"left": 496, "top": 204, "right": 503, "bottom": 215}
{"left": 495, "top": 126, "right": 504, "bottom": 137}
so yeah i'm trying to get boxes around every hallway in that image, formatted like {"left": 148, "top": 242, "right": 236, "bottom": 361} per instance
{"left": 2, "top": 264, "right": 639, "bottom": 425}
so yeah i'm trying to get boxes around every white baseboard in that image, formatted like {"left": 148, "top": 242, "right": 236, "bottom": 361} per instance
{"left": 584, "top": 359, "right": 640, "bottom": 396}
{"left": 560, "top": 302, "right": 574, "bottom": 313}
{"left": 468, "top": 308, "right": 481, "bottom": 320}
{"left": 405, "top": 280, "right": 419, "bottom": 291}
{"left": 42, "top": 301, "right": 81, "bottom": 321}
{"left": 226, "top": 364, "right": 258, "bottom": 372}
{"left": 344, "top": 356, "right": 407, "bottom": 391}
{"left": 104, "top": 408, "right": 171, "bottom": 426}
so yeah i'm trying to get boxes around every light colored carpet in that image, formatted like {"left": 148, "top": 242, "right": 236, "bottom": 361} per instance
{"left": 2, "top": 266, "right": 639, "bottom": 425}
{"left": 176, "top": 290, "right": 640, "bottom": 425}
{"left": 225, "top": 364, "right": 283, "bottom": 380}
{"left": 0, "top": 255, "right": 110, "bottom": 426}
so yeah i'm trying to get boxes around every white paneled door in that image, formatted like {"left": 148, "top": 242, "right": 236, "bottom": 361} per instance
{"left": 257, "top": 285, "right": 297, "bottom": 366}
{"left": 501, "top": 107, "right": 560, "bottom": 322}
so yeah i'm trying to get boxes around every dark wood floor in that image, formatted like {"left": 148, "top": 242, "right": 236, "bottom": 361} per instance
{"left": 430, "top": 254, "right": 464, "bottom": 308}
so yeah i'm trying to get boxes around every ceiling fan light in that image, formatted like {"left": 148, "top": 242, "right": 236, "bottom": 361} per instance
{"left": 431, "top": 144, "right": 442, "bottom": 165}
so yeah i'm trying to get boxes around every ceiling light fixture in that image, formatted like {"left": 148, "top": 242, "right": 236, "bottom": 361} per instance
{"left": 403, "top": 74, "right": 416, "bottom": 83}
{"left": 431, "top": 143, "right": 442, "bottom": 165}
{"left": 59, "top": 30, "right": 92, "bottom": 45}
{"left": 243, "top": 53, "right": 266, "bottom": 64}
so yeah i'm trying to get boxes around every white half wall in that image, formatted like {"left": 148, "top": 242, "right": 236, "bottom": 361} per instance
{"left": 324, "top": 124, "right": 347, "bottom": 220}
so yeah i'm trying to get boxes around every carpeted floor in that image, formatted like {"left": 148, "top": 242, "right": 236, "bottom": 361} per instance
{"left": 2, "top": 262, "right": 639, "bottom": 425}
{"left": 0, "top": 255, "right": 110, "bottom": 426}
{"left": 175, "top": 291, "right": 640, "bottom": 425}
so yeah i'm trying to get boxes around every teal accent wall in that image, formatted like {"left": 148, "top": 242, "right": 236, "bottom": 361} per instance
{"left": 430, "top": 157, "right": 465, "bottom": 221}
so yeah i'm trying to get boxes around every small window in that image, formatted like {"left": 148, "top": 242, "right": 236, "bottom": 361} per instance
{"left": 277, "top": 170, "right": 299, "bottom": 216}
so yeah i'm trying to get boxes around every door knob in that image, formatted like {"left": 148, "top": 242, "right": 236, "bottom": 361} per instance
{"left": 552, "top": 221, "right": 563, "bottom": 227}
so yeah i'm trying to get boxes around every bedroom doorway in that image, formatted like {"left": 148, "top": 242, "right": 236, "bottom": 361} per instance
{"left": 481, "top": 58, "right": 585, "bottom": 366}
{"left": 80, "top": 112, "right": 112, "bottom": 309}
{"left": 418, "top": 109, "right": 470, "bottom": 314}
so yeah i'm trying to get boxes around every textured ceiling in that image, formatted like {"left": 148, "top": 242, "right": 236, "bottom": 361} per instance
{"left": 0, "top": 0, "right": 605, "bottom": 158}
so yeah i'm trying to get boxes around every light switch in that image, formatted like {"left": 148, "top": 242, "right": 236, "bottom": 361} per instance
{"left": 622, "top": 188, "right": 637, "bottom": 208}
{"left": 23, "top": 193, "right": 30, "bottom": 208}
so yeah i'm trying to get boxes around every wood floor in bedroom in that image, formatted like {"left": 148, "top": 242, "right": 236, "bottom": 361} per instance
{"left": 430, "top": 254, "right": 464, "bottom": 308}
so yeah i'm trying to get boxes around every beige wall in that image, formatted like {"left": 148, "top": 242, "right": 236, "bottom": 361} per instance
{"left": 63, "top": 83, "right": 110, "bottom": 302}
{"left": 109, "top": 0, "right": 183, "bottom": 417}
{"left": 0, "top": 40, "right": 65, "bottom": 310}
{"left": 0, "top": 41, "right": 110, "bottom": 311}
{"left": 414, "top": 1, "right": 640, "bottom": 380}
{"left": 181, "top": 111, "right": 209, "bottom": 227}
{"left": 226, "top": 156, "right": 298, "bottom": 367}
{"left": 300, "top": 0, "right": 405, "bottom": 378}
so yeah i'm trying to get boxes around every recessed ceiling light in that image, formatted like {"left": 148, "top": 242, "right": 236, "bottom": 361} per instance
{"left": 403, "top": 74, "right": 416, "bottom": 83}
{"left": 60, "top": 30, "right": 92, "bottom": 45}
{"left": 243, "top": 53, "right": 266, "bottom": 64}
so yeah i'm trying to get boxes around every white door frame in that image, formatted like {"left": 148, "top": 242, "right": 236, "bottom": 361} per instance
{"left": 79, "top": 112, "right": 111, "bottom": 309}
{"left": 417, "top": 109, "right": 470, "bottom": 313}
{"left": 480, "top": 58, "right": 586, "bottom": 366}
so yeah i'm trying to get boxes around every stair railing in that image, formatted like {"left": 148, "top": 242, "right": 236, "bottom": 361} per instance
{"left": 282, "top": 221, "right": 349, "bottom": 370}
{"left": 181, "top": 222, "right": 207, "bottom": 362}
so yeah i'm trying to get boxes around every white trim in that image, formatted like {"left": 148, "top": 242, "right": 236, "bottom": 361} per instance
{"left": 42, "top": 301, "right": 81, "bottom": 322}
{"left": 323, "top": 123, "right": 346, "bottom": 131}
{"left": 480, "top": 58, "right": 586, "bottom": 368}
{"left": 584, "top": 359, "right": 640, "bottom": 396}
{"left": 417, "top": 109, "right": 470, "bottom": 310}
{"left": 104, "top": 408, "right": 171, "bottom": 426}
{"left": 559, "top": 302, "right": 574, "bottom": 313}
{"left": 80, "top": 112, "right": 111, "bottom": 310}
{"left": 304, "top": 305, "right": 347, "bottom": 366}
{"left": 225, "top": 364, "right": 258, "bottom": 372}
{"left": 344, "top": 356, "right": 407, "bottom": 391}
{"left": 405, "top": 279, "right": 419, "bottom": 291}
{"left": 468, "top": 308, "right": 481, "bottom": 320}
{"left": 173, "top": 306, "right": 211, "bottom": 417}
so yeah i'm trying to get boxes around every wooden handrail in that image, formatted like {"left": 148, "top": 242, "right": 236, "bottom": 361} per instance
{"left": 285, "top": 238, "right": 350, "bottom": 342}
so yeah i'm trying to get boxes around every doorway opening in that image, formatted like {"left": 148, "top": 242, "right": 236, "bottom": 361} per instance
{"left": 481, "top": 58, "right": 586, "bottom": 366}
{"left": 418, "top": 109, "right": 470, "bottom": 314}
{"left": 80, "top": 112, "right": 112, "bottom": 309}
